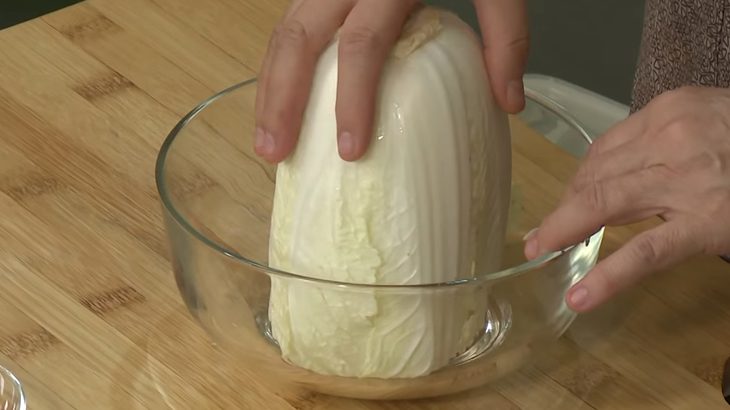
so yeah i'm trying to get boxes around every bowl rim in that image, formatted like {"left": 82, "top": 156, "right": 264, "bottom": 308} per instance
{"left": 154, "top": 78, "right": 603, "bottom": 289}
{"left": 0, "top": 365, "right": 26, "bottom": 410}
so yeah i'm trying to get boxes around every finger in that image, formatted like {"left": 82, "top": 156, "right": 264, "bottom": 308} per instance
{"left": 256, "top": 0, "right": 353, "bottom": 163}
{"left": 565, "top": 219, "right": 704, "bottom": 312}
{"left": 255, "top": 0, "right": 308, "bottom": 121}
{"left": 335, "top": 0, "right": 419, "bottom": 161}
{"left": 474, "top": 0, "right": 529, "bottom": 114}
{"left": 525, "top": 167, "right": 668, "bottom": 260}
{"left": 255, "top": 31, "right": 278, "bottom": 120}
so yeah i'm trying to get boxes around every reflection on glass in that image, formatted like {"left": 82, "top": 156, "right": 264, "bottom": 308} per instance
{"left": 0, "top": 365, "right": 25, "bottom": 410}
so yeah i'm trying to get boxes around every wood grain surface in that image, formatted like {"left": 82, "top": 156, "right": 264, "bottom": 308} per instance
{"left": 0, "top": 0, "right": 728, "bottom": 409}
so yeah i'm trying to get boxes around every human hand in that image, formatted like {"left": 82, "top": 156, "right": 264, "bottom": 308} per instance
{"left": 524, "top": 86, "right": 730, "bottom": 312}
{"left": 254, "top": 0, "right": 529, "bottom": 163}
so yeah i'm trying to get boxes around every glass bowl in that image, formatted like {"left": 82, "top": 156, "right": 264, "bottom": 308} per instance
{"left": 0, "top": 365, "right": 25, "bottom": 410}
{"left": 155, "top": 79, "right": 603, "bottom": 400}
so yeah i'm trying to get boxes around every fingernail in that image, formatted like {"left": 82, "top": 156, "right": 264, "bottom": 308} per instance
{"left": 507, "top": 80, "right": 524, "bottom": 110}
{"left": 338, "top": 131, "right": 355, "bottom": 159}
{"left": 522, "top": 228, "right": 539, "bottom": 242}
{"left": 522, "top": 228, "right": 539, "bottom": 259}
{"left": 255, "top": 127, "right": 275, "bottom": 156}
{"left": 568, "top": 286, "right": 589, "bottom": 309}
{"left": 525, "top": 237, "right": 539, "bottom": 260}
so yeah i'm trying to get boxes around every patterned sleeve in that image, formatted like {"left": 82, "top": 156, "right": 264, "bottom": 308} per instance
{"left": 630, "top": 0, "right": 730, "bottom": 113}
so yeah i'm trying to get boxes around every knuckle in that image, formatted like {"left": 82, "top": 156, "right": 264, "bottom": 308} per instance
{"left": 488, "top": 34, "right": 530, "bottom": 53}
{"left": 581, "top": 179, "right": 608, "bottom": 212}
{"left": 595, "top": 267, "right": 620, "bottom": 297}
{"left": 572, "top": 165, "right": 594, "bottom": 193}
{"left": 584, "top": 128, "right": 622, "bottom": 160}
{"left": 704, "top": 187, "right": 730, "bottom": 216}
{"left": 632, "top": 234, "right": 663, "bottom": 266}
{"left": 586, "top": 139, "right": 603, "bottom": 158}
{"left": 273, "top": 19, "right": 309, "bottom": 48}
{"left": 658, "top": 116, "right": 695, "bottom": 143}
{"left": 709, "top": 150, "right": 728, "bottom": 174}
{"left": 702, "top": 224, "right": 729, "bottom": 256}
{"left": 508, "top": 34, "right": 531, "bottom": 54}
{"left": 692, "top": 150, "right": 727, "bottom": 175}
{"left": 583, "top": 140, "right": 609, "bottom": 166}
{"left": 646, "top": 162, "right": 677, "bottom": 180}
{"left": 339, "top": 26, "right": 383, "bottom": 56}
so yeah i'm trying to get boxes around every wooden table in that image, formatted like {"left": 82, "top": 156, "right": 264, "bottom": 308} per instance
{"left": 0, "top": 1, "right": 728, "bottom": 409}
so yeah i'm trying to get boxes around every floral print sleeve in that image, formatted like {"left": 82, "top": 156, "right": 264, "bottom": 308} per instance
{"left": 630, "top": 0, "right": 730, "bottom": 112}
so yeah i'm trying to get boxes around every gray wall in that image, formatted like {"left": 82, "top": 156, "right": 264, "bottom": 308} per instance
{"left": 0, "top": 1, "right": 82, "bottom": 30}
{"left": 428, "top": 0, "right": 646, "bottom": 105}
{"left": 2, "top": 0, "right": 646, "bottom": 105}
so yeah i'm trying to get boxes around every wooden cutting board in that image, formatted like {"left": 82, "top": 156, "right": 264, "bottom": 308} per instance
{"left": 0, "top": 1, "right": 728, "bottom": 409}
